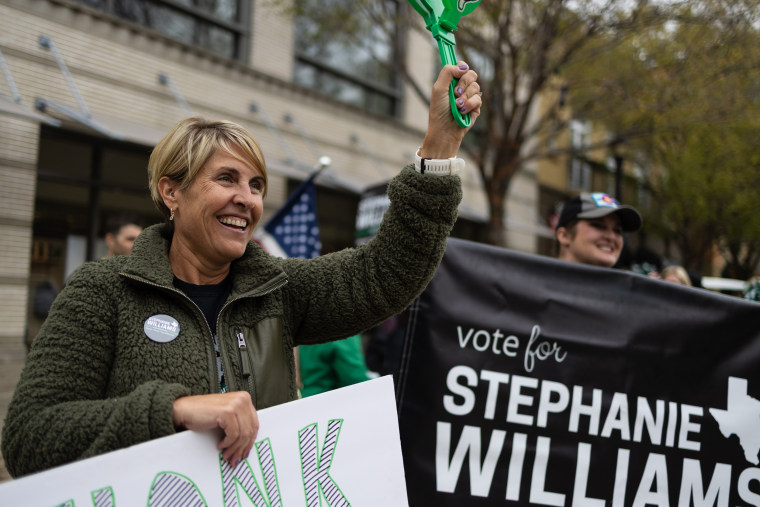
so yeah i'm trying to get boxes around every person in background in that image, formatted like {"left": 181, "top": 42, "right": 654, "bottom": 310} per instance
{"left": 298, "top": 334, "right": 372, "bottom": 397}
{"left": 104, "top": 212, "right": 143, "bottom": 257}
{"left": 2, "top": 62, "right": 482, "bottom": 478}
{"left": 555, "top": 192, "right": 642, "bottom": 268}
{"left": 660, "top": 265, "right": 692, "bottom": 286}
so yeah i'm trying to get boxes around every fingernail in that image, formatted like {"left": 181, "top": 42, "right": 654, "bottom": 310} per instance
{"left": 458, "top": 63, "right": 468, "bottom": 70}
{"left": 459, "top": 106, "right": 467, "bottom": 113}
{"left": 456, "top": 87, "right": 463, "bottom": 95}
{"left": 456, "top": 98, "right": 464, "bottom": 106}
{"left": 245, "top": 451, "right": 250, "bottom": 459}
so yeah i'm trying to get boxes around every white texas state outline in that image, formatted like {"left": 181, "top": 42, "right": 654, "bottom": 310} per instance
{"left": 709, "top": 377, "right": 760, "bottom": 465}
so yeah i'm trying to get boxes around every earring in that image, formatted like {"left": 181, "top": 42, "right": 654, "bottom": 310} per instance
{"left": 169, "top": 208, "right": 175, "bottom": 221}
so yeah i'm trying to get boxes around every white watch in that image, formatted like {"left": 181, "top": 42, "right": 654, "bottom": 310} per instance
{"left": 414, "top": 148, "right": 465, "bottom": 175}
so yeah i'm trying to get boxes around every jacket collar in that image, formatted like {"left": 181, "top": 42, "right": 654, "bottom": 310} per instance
{"left": 122, "top": 224, "right": 287, "bottom": 296}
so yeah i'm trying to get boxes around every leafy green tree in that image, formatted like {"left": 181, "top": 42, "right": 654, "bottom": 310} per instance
{"left": 652, "top": 122, "right": 760, "bottom": 277}
{"left": 572, "top": 3, "right": 760, "bottom": 275}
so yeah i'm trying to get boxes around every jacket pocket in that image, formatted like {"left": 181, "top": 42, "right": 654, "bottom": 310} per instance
{"left": 240, "top": 317, "right": 290, "bottom": 408}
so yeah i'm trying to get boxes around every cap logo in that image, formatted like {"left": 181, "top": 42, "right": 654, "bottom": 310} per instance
{"left": 591, "top": 193, "right": 619, "bottom": 209}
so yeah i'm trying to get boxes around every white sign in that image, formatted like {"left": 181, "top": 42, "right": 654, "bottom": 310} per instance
{"left": 0, "top": 376, "right": 408, "bottom": 506}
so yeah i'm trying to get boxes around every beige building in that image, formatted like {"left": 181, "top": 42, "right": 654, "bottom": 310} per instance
{"left": 0, "top": 0, "right": 551, "bottom": 481}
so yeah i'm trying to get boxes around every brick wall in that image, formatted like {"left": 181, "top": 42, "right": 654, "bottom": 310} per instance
{"left": 0, "top": 115, "right": 40, "bottom": 482}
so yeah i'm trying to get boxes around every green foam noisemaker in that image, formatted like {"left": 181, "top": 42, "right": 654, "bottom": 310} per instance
{"left": 408, "top": 0, "right": 482, "bottom": 128}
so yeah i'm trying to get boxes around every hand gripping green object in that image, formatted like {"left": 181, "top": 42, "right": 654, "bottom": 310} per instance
{"left": 408, "top": 0, "right": 482, "bottom": 127}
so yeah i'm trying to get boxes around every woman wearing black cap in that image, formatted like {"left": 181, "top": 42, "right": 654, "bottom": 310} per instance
{"left": 555, "top": 192, "right": 642, "bottom": 268}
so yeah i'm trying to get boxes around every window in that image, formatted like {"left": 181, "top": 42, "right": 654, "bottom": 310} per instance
{"left": 293, "top": 0, "right": 402, "bottom": 117}
{"left": 635, "top": 165, "right": 652, "bottom": 211}
{"left": 604, "top": 154, "right": 618, "bottom": 196}
{"left": 75, "top": 0, "right": 249, "bottom": 60}
{"left": 569, "top": 119, "right": 592, "bottom": 191}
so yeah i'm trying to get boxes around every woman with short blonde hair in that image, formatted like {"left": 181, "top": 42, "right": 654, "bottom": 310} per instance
{"left": 3, "top": 63, "right": 483, "bottom": 478}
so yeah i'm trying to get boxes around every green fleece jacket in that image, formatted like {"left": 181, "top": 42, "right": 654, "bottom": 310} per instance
{"left": 2, "top": 167, "right": 461, "bottom": 477}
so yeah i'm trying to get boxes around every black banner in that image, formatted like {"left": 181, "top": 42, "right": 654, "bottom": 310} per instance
{"left": 397, "top": 238, "right": 760, "bottom": 506}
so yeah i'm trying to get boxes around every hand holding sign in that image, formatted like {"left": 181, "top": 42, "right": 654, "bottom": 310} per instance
{"left": 172, "top": 391, "right": 259, "bottom": 466}
{"left": 408, "top": 0, "right": 482, "bottom": 128}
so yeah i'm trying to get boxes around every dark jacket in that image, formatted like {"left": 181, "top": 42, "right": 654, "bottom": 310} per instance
{"left": 2, "top": 167, "right": 461, "bottom": 477}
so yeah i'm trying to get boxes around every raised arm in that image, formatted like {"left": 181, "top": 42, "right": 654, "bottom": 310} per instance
{"left": 284, "top": 62, "right": 482, "bottom": 343}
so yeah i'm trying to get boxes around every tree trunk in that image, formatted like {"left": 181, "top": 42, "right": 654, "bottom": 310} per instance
{"left": 482, "top": 140, "right": 522, "bottom": 247}
{"left": 677, "top": 226, "right": 718, "bottom": 274}
{"left": 483, "top": 165, "right": 517, "bottom": 247}
{"left": 486, "top": 183, "right": 507, "bottom": 246}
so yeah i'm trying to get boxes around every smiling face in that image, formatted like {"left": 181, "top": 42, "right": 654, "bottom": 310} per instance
{"left": 557, "top": 213, "right": 623, "bottom": 268}
{"left": 162, "top": 147, "right": 265, "bottom": 282}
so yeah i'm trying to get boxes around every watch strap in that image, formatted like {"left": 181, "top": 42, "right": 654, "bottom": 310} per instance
{"left": 414, "top": 148, "right": 464, "bottom": 175}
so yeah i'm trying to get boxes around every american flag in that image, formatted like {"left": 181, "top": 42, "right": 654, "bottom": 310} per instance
{"left": 257, "top": 171, "right": 322, "bottom": 259}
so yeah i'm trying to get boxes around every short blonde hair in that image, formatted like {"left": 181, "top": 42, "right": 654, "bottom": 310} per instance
{"left": 661, "top": 265, "right": 692, "bottom": 286}
{"left": 148, "top": 117, "right": 267, "bottom": 219}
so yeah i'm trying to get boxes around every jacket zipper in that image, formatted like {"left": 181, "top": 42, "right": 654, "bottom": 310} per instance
{"left": 236, "top": 330, "right": 255, "bottom": 397}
